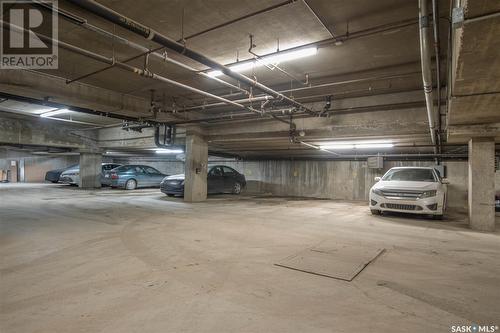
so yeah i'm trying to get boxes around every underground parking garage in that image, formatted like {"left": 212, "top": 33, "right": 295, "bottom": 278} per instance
{"left": 1, "top": 0, "right": 500, "bottom": 332}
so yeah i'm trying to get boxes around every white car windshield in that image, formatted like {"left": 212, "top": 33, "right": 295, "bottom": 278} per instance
{"left": 382, "top": 169, "right": 436, "bottom": 182}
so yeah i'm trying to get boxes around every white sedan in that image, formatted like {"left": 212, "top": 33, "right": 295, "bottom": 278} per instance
{"left": 369, "top": 167, "right": 448, "bottom": 219}
{"left": 59, "top": 163, "right": 122, "bottom": 186}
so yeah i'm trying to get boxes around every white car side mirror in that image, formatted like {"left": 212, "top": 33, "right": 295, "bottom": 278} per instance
{"left": 441, "top": 178, "right": 450, "bottom": 184}
{"left": 374, "top": 176, "right": 381, "bottom": 182}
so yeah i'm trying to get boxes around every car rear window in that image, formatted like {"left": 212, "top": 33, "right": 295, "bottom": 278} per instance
{"left": 102, "top": 164, "right": 119, "bottom": 171}
{"left": 144, "top": 166, "right": 161, "bottom": 174}
{"left": 115, "top": 165, "right": 134, "bottom": 172}
{"left": 382, "top": 169, "right": 436, "bottom": 182}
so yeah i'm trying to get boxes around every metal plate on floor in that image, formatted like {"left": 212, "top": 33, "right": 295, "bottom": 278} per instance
{"left": 276, "top": 243, "right": 385, "bottom": 281}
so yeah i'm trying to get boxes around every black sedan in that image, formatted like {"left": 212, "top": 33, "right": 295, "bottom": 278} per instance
{"left": 160, "top": 165, "right": 246, "bottom": 197}
{"left": 45, "top": 164, "right": 78, "bottom": 183}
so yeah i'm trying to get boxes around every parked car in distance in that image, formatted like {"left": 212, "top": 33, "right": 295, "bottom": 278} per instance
{"left": 369, "top": 167, "right": 448, "bottom": 219}
{"left": 106, "top": 165, "right": 167, "bottom": 190}
{"left": 496, "top": 192, "right": 500, "bottom": 212}
{"left": 59, "top": 163, "right": 122, "bottom": 186}
{"left": 160, "top": 165, "right": 246, "bottom": 197}
{"left": 45, "top": 164, "right": 78, "bottom": 183}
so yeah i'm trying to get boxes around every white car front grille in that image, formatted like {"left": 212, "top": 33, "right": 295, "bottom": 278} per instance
{"left": 380, "top": 190, "right": 423, "bottom": 199}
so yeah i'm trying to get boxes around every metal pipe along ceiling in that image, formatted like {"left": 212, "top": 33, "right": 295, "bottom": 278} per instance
{"left": 418, "top": 0, "right": 437, "bottom": 150}
{"left": 35, "top": 2, "right": 250, "bottom": 96}
{"left": 431, "top": 0, "right": 442, "bottom": 153}
{"left": 182, "top": 0, "right": 298, "bottom": 40}
{"left": 180, "top": 71, "right": 421, "bottom": 112}
{"left": 0, "top": 91, "right": 140, "bottom": 123}
{"left": 67, "top": 0, "right": 314, "bottom": 114}
{"left": 0, "top": 21, "right": 261, "bottom": 117}
{"left": 4, "top": 22, "right": 298, "bottom": 127}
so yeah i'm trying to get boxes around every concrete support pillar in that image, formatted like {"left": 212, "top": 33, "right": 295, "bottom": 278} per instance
{"left": 79, "top": 152, "right": 102, "bottom": 189}
{"left": 468, "top": 138, "right": 495, "bottom": 231}
{"left": 184, "top": 134, "right": 208, "bottom": 202}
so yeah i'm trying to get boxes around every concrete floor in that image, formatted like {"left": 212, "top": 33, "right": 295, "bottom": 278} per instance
{"left": 1, "top": 183, "right": 499, "bottom": 333}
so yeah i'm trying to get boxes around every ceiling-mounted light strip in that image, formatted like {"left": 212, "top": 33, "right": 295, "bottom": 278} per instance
{"left": 155, "top": 149, "right": 184, "bottom": 154}
{"left": 207, "top": 47, "right": 318, "bottom": 77}
{"left": 319, "top": 140, "right": 394, "bottom": 150}
{"left": 40, "top": 108, "right": 72, "bottom": 118}
{"left": 355, "top": 143, "right": 394, "bottom": 149}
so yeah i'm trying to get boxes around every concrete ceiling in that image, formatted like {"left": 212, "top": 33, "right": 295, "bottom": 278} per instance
{"left": 35, "top": 0, "right": 442, "bottom": 102}
{"left": 4, "top": 0, "right": 498, "bottom": 159}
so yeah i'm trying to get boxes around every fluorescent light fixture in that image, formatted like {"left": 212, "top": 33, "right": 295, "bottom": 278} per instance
{"left": 207, "top": 70, "right": 223, "bottom": 77}
{"left": 155, "top": 149, "right": 184, "bottom": 154}
{"left": 263, "top": 47, "right": 318, "bottom": 63}
{"left": 30, "top": 107, "right": 58, "bottom": 114}
{"left": 40, "top": 108, "right": 72, "bottom": 118}
{"left": 207, "top": 47, "right": 318, "bottom": 77}
{"left": 321, "top": 144, "right": 355, "bottom": 150}
{"left": 319, "top": 140, "right": 394, "bottom": 150}
{"left": 355, "top": 143, "right": 394, "bottom": 149}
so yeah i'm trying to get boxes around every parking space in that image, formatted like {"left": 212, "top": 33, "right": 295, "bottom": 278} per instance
{"left": 1, "top": 183, "right": 500, "bottom": 332}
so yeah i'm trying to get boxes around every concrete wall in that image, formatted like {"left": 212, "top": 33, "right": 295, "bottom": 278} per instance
{"left": 111, "top": 158, "right": 185, "bottom": 176}
{"left": 0, "top": 149, "right": 79, "bottom": 182}
{"left": 108, "top": 156, "right": 484, "bottom": 210}
{"left": 217, "top": 160, "right": 486, "bottom": 210}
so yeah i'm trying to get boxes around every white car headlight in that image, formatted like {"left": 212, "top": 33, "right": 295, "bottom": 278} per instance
{"left": 372, "top": 188, "right": 383, "bottom": 196}
{"left": 420, "top": 190, "right": 437, "bottom": 198}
